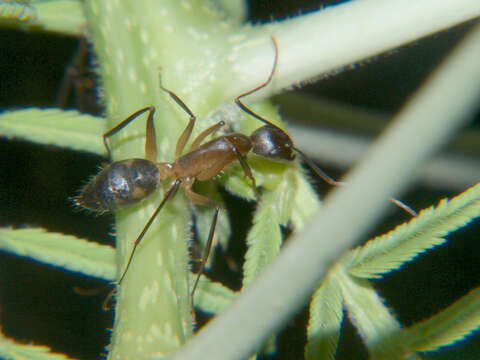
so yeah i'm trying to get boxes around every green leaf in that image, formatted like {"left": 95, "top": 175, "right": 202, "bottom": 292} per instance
{"left": 222, "top": 169, "right": 256, "bottom": 201}
{"left": 345, "top": 182, "right": 480, "bottom": 278}
{"left": 0, "top": 1, "right": 38, "bottom": 23}
{"left": 406, "top": 287, "right": 480, "bottom": 353}
{"left": 305, "top": 274, "right": 344, "bottom": 360}
{"left": 270, "top": 168, "right": 297, "bottom": 227}
{"left": 194, "top": 275, "right": 236, "bottom": 315}
{"left": 336, "top": 268, "right": 414, "bottom": 360}
{"left": 242, "top": 188, "right": 282, "bottom": 286}
{"left": 30, "top": 0, "right": 85, "bottom": 35}
{"left": 0, "top": 107, "right": 105, "bottom": 154}
{"left": 0, "top": 0, "right": 86, "bottom": 35}
{"left": 240, "top": 182, "right": 291, "bottom": 358}
{"left": 0, "top": 329, "right": 78, "bottom": 359}
{"left": 291, "top": 170, "right": 320, "bottom": 230}
{"left": 0, "top": 228, "right": 115, "bottom": 280}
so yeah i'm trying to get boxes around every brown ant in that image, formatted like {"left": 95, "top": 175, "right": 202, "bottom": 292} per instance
{"left": 75, "top": 36, "right": 416, "bottom": 304}
{"left": 75, "top": 37, "right": 286, "bottom": 298}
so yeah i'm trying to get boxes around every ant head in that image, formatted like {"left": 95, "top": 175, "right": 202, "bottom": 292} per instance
{"left": 250, "top": 125, "right": 296, "bottom": 162}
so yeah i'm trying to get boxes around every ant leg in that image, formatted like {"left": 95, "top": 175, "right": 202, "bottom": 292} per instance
{"left": 56, "top": 38, "right": 89, "bottom": 109}
{"left": 145, "top": 106, "right": 158, "bottom": 162}
{"left": 56, "top": 62, "right": 75, "bottom": 109}
{"left": 237, "top": 153, "right": 259, "bottom": 198}
{"left": 190, "top": 121, "right": 226, "bottom": 151}
{"left": 158, "top": 74, "right": 197, "bottom": 157}
{"left": 234, "top": 36, "right": 346, "bottom": 188}
{"left": 296, "top": 146, "right": 415, "bottom": 215}
{"left": 183, "top": 179, "right": 219, "bottom": 299}
{"left": 292, "top": 146, "right": 345, "bottom": 186}
{"left": 222, "top": 137, "right": 258, "bottom": 196}
{"left": 116, "top": 178, "right": 182, "bottom": 287}
{"left": 390, "top": 198, "right": 417, "bottom": 216}
{"left": 296, "top": 144, "right": 415, "bottom": 215}
{"left": 234, "top": 37, "right": 417, "bottom": 216}
{"left": 103, "top": 106, "right": 155, "bottom": 160}
{"left": 234, "top": 35, "right": 279, "bottom": 129}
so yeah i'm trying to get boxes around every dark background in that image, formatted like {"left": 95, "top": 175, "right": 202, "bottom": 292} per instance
{"left": 0, "top": 1, "right": 479, "bottom": 359}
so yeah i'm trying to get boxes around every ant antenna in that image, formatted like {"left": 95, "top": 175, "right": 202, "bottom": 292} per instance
{"left": 235, "top": 35, "right": 416, "bottom": 216}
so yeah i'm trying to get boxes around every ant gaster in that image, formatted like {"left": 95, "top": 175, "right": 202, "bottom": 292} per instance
{"left": 75, "top": 36, "right": 416, "bottom": 302}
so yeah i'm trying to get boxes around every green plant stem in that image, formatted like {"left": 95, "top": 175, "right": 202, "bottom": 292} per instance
{"left": 82, "top": 1, "right": 285, "bottom": 358}
{"left": 222, "top": 0, "right": 480, "bottom": 100}
{"left": 84, "top": 1, "right": 194, "bottom": 358}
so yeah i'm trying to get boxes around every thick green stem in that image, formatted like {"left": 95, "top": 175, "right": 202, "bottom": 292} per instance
{"left": 81, "top": 1, "right": 232, "bottom": 358}
{"left": 83, "top": 1, "right": 279, "bottom": 358}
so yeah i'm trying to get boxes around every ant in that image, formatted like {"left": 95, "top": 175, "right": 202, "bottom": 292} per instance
{"left": 57, "top": 37, "right": 102, "bottom": 114}
{"left": 75, "top": 36, "right": 416, "bottom": 304}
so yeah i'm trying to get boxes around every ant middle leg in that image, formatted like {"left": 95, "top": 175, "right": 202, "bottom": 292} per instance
{"left": 183, "top": 178, "right": 220, "bottom": 298}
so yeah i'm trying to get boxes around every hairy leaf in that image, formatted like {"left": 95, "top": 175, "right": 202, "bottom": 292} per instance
{"left": 305, "top": 273, "right": 344, "bottom": 360}
{"left": 0, "top": 107, "right": 105, "bottom": 154}
{"left": 0, "top": 228, "right": 115, "bottom": 280}
{"left": 0, "top": 329, "right": 78, "bottom": 359}
{"left": 291, "top": 170, "right": 320, "bottom": 230}
{"left": 194, "top": 276, "right": 236, "bottom": 315}
{"left": 337, "top": 268, "right": 414, "bottom": 359}
{"left": 406, "top": 287, "right": 480, "bottom": 353}
{"left": 242, "top": 188, "right": 282, "bottom": 286}
{"left": 346, "top": 182, "right": 480, "bottom": 278}
{"left": 0, "top": 0, "right": 38, "bottom": 23}
{"left": 30, "top": 0, "right": 85, "bottom": 35}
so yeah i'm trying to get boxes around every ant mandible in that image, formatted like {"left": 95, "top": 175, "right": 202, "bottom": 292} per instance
{"left": 75, "top": 36, "right": 415, "bottom": 301}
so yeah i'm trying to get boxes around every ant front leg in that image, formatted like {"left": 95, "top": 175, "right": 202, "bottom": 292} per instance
{"left": 234, "top": 35, "right": 279, "bottom": 130}
{"left": 103, "top": 106, "right": 157, "bottom": 162}
{"left": 225, "top": 138, "right": 258, "bottom": 197}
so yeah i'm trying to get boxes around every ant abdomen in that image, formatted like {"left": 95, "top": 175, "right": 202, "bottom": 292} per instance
{"left": 76, "top": 159, "right": 160, "bottom": 212}
{"left": 250, "top": 125, "right": 296, "bottom": 162}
